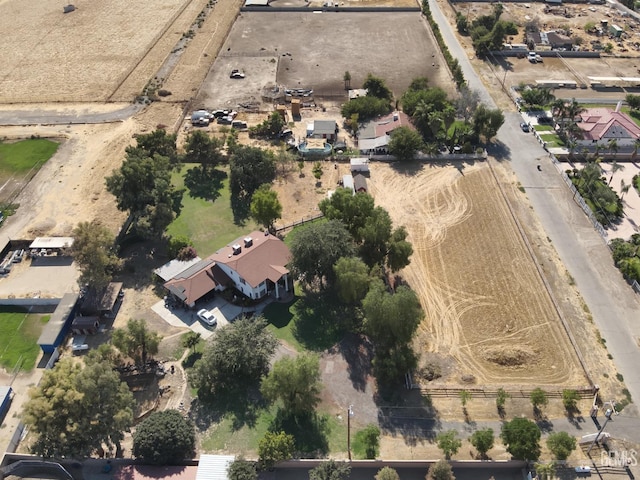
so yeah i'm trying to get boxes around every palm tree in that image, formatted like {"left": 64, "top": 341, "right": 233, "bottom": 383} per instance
{"left": 607, "top": 138, "right": 619, "bottom": 159}
{"left": 608, "top": 159, "right": 625, "bottom": 186}
{"left": 535, "top": 462, "right": 556, "bottom": 480}
{"left": 621, "top": 179, "right": 631, "bottom": 201}
{"left": 412, "top": 100, "right": 432, "bottom": 137}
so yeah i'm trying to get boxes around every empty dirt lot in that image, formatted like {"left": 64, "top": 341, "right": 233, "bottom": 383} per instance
{"left": 0, "top": 0, "right": 197, "bottom": 103}
{"left": 195, "top": 10, "right": 455, "bottom": 109}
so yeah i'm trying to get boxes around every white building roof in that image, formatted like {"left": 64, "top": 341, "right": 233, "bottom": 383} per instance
{"left": 154, "top": 257, "right": 203, "bottom": 282}
{"left": 350, "top": 157, "right": 370, "bottom": 166}
{"left": 343, "top": 175, "right": 354, "bottom": 191}
{"left": 358, "top": 135, "right": 390, "bottom": 150}
{"left": 29, "top": 237, "right": 74, "bottom": 249}
{"left": 196, "top": 455, "right": 235, "bottom": 480}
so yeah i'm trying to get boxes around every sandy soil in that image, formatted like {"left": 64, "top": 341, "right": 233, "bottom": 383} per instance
{"left": 0, "top": 0, "right": 197, "bottom": 103}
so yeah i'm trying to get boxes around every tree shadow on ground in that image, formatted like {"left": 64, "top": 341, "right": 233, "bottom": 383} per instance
{"left": 184, "top": 166, "right": 226, "bottom": 202}
{"left": 331, "top": 333, "right": 373, "bottom": 392}
{"left": 567, "top": 409, "right": 585, "bottom": 430}
{"left": 291, "top": 290, "right": 356, "bottom": 352}
{"left": 231, "top": 193, "right": 251, "bottom": 226}
{"left": 115, "top": 237, "right": 168, "bottom": 291}
{"left": 376, "top": 389, "right": 442, "bottom": 447}
{"left": 270, "top": 409, "right": 330, "bottom": 458}
{"left": 390, "top": 160, "right": 424, "bottom": 175}
{"left": 486, "top": 139, "right": 512, "bottom": 162}
{"left": 189, "top": 388, "right": 265, "bottom": 432}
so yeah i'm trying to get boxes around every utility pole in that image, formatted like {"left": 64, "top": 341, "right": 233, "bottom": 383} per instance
{"left": 587, "top": 406, "right": 613, "bottom": 455}
{"left": 347, "top": 405, "right": 354, "bottom": 461}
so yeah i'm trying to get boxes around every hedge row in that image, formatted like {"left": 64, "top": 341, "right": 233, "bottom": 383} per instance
{"left": 421, "top": 0, "right": 466, "bottom": 88}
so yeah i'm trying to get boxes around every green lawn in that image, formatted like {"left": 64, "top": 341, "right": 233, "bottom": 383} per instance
{"left": 166, "top": 164, "right": 257, "bottom": 255}
{"left": 0, "top": 311, "right": 50, "bottom": 371}
{"left": 539, "top": 133, "right": 565, "bottom": 147}
{"left": 0, "top": 139, "right": 59, "bottom": 177}
{"left": 200, "top": 403, "right": 347, "bottom": 456}
{"left": 534, "top": 124, "right": 554, "bottom": 132}
{"left": 263, "top": 283, "right": 349, "bottom": 353}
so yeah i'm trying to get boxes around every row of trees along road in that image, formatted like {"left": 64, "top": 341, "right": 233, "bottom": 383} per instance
{"left": 340, "top": 74, "right": 504, "bottom": 161}
{"left": 436, "top": 419, "right": 576, "bottom": 462}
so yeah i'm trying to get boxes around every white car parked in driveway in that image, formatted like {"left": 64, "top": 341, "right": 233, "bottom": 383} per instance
{"left": 197, "top": 308, "right": 217, "bottom": 327}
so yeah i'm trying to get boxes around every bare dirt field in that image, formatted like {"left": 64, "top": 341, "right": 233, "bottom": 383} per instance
{"left": 195, "top": 10, "right": 455, "bottom": 111}
{"left": 0, "top": 0, "right": 202, "bottom": 103}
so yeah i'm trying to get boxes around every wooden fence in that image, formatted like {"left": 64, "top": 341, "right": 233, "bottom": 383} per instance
{"left": 274, "top": 213, "right": 324, "bottom": 233}
{"left": 418, "top": 386, "right": 595, "bottom": 399}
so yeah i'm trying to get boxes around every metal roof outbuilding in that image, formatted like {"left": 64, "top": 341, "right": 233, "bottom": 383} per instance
{"left": 196, "top": 455, "right": 235, "bottom": 480}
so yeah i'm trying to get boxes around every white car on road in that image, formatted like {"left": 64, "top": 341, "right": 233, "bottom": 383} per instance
{"left": 197, "top": 308, "right": 217, "bottom": 327}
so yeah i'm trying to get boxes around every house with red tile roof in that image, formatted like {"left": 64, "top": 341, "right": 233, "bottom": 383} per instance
{"left": 358, "top": 111, "right": 416, "bottom": 155}
{"left": 163, "top": 231, "right": 291, "bottom": 307}
{"left": 577, "top": 108, "right": 640, "bottom": 147}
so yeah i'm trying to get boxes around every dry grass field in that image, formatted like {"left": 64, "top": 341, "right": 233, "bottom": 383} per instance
{"left": 0, "top": 0, "right": 195, "bottom": 103}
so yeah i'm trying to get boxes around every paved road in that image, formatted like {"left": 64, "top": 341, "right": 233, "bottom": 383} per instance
{"left": 0, "top": 103, "right": 143, "bottom": 125}
{"left": 428, "top": 0, "right": 640, "bottom": 416}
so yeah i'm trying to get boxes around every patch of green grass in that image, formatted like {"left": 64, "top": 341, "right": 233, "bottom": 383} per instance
{"left": 0, "top": 311, "right": 49, "bottom": 371}
{"left": 200, "top": 405, "right": 347, "bottom": 457}
{"left": 0, "top": 139, "right": 59, "bottom": 177}
{"left": 263, "top": 284, "right": 350, "bottom": 352}
{"left": 166, "top": 164, "right": 257, "bottom": 255}
{"left": 282, "top": 217, "right": 327, "bottom": 248}
{"left": 534, "top": 124, "right": 554, "bottom": 132}
{"left": 538, "top": 133, "right": 565, "bottom": 147}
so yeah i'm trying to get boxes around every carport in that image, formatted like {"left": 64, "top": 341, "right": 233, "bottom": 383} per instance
{"left": 29, "top": 237, "right": 74, "bottom": 256}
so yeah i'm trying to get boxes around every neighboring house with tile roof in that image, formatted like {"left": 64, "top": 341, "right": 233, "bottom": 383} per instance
{"left": 358, "top": 111, "right": 415, "bottom": 155}
{"left": 577, "top": 108, "right": 640, "bottom": 147}
{"left": 163, "top": 232, "right": 291, "bottom": 307}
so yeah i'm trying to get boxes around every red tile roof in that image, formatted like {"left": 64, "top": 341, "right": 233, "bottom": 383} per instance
{"left": 114, "top": 465, "right": 198, "bottom": 480}
{"left": 579, "top": 108, "right": 640, "bottom": 141}
{"left": 374, "top": 111, "right": 415, "bottom": 137}
{"left": 208, "top": 231, "right": 290, "bottom": 288}
{"left": 164, "top": 259, "right": 231, "bottom": 305}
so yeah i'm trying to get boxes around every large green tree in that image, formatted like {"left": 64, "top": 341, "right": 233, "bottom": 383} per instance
{"left": 71, "top": 220, "right": 122, "bottom": 291}
{"left": 23, "top": 357, "right": 134, "bottom": 458}
{"left": 183, "top": 130, "right": 224, "bottom": 172}
{"left": 261, "top": 354, "right": 322, "bottom": 416}
{"left": 289, "top": 219, "right": 355, "bottom": 288}
{"left": 375, "top": 467, "right": 399, "bottom": 480}
{"left": 228, "top": 458, "right": 258, "bottom": 480}
{"left": 341, "top": 96, "right": 392, "bottom": 121}
{"left": 546, "top": 431, "right": 577, "bottom": 460}
{"left": 333, "top": 256, "right": 370, "bottom": 304}
{"left": 309, "top": 460, "right": 351, "bottom": 480}
{"left": 192, "top": 317, "right": 277, "bottom": 400}
{"left": 472, "top": 104, "right": 505, "bottom": 142}
{"left": 111, "top": 318, "right": 161, "bottom": 365}
{"left": 132, "top": 410, "right": 196, "bottom": 464}
{"left": 470, "top": 428, "right": 494, "bottom": 459}
{"left": 363, "top": 73, "right": 393, "bottom": 102}
{"left": 229, "top": 146, "right": 277, "bottom": 199}
{"left": 129, "top": 129, "right": 179, "bottom": 166}
{"left": 106, "top": 149, "right": 183, "bottom": 239}
{"left": 250, "top": 184, "right": 282, "bottom": 232}
{"left": 363, "top": 280, "right": 423, "bottom": 351}
{"left": 388, "top": 127, "right": 424, "bottom": 162}
{"left": 436, "top": 430, "right": 462, "bottom": 459}
{"left": 426, "top": 460, "right": 455, "bottom": 480}
{"left": 501, "top": 417, "right": 541, "bottom": 461}
{"left": 258, "top": 431, "right": 295, "bottom": 469}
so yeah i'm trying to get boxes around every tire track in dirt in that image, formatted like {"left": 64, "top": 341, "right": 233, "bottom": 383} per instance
{"left": 368, "top": 161, "right": 586, "bottom": 386}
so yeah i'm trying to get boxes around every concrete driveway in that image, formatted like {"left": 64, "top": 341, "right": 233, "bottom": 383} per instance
{"left": 151, "top": 295, "right": 248, "bottom": 339}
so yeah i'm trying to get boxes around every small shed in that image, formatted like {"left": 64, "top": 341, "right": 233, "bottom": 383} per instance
{"left": 350, "top": 157, "right": 370, "bottom": 174}
{"left": 609, "top": 24, "right": 623, "bottom": 38}
{"left": 0, "top": 386, "right": 12, "bottom": 425}
{"left": 38, "top": 293, "right": 80, "bottom": 353}
{"left": 312, "top": 120, "right": 337, "bottom": 141}
{"left": 71, "top": 316, "right": 100, "bottom": 335}
{"left": 99, "top": 282, "right": 123, "bottom": 316}
{"left": 29, "top": 237, "right": 74, "bottom": 256}
{"left": 348, "top": 89, "right": 368, "bottom": 100}
{"left": 342, "top": 175, "right": 354, "bottom": 193}
{"left": 245, "top": 0, "right": 270, "bottom": 6}
{"left": 354, "top": 174, "right": 368, "bottom": 193}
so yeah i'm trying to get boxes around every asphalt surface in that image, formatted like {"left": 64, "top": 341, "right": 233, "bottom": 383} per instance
{"left": 0, "top": 103, "right": 143, "bottom": 125}
{"left": 427, "top": 0, "right": 640, "bottom": 418}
